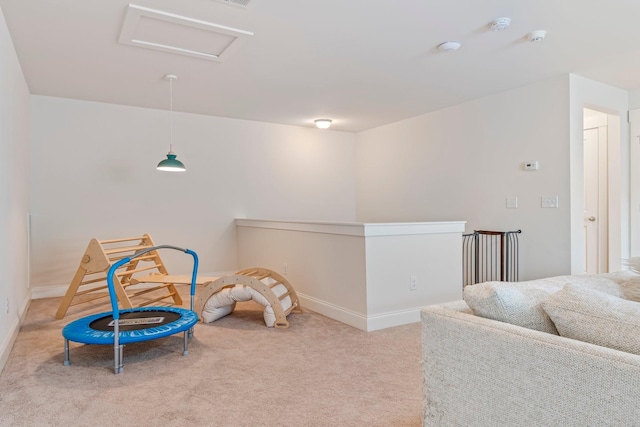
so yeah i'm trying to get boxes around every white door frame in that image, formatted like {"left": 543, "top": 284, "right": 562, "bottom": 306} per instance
{"left": 629, "top": 109, "right": 640, "bottom": 258}
{"left": 583, "top": 111, "right": 609, "bottom": 273}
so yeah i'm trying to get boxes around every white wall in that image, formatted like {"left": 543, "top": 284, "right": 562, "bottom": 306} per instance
{"left": 0, "top": 5, "right": 30, "bottom": 372}
{"left": 569, "top": 75, "right": 629, "bottom": 273}
{"left": 356, "top": 76, "right": 572, "bottom": 280}
{"left": 237, "top": 223, "right": 368, "bottom": 326}
{"left": 30, "top": 96, "right": 357, "bottom": 295}
{"left": 629, "top": 89, "right": 640, "bottom": 110}
{"left": 236, "top": 219, "right": 464, "bottom": 331}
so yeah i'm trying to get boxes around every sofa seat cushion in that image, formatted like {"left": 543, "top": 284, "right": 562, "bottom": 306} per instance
{"left": 542, "top": 284, "right": 640, "bottom": 355}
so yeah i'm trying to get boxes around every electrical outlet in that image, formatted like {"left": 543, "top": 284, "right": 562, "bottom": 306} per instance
{"left": 283, "top": 262, "right": 288, "bottom": 275}
{"left": 410, "top": 275, "right": 417, "bottom": 291}
{"left": 541, "top": 195, "right": 559, "bottom": 208}
{"left": 5, "top": 298, "right": 8, "bottom": 315}
{"left": 524, "top": 161, "right": 539, "bottom": 171}
{"left": 506, "top": 196, "right": 518, "bottom": 209}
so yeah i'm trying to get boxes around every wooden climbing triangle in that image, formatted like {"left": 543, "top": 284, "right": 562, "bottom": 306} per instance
{"left": 55, "top": 234, "right": 185, "bottom": 319}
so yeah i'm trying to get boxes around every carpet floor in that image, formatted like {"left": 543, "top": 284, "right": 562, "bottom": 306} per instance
{"left": 0, "top": 289, "right": 423, "bottom": 426}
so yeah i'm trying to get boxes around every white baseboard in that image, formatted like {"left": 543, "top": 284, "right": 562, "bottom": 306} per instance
{"left": 31, "top": 284, "right": 68, "bottom": 299}
{"left": 365, "top": 307, "right": 421, "bottom": 331}
{"left": 298, "top": 293, "right": 368, "bottom": 330}
{"left": 297, "top": 293, "right": 421, "bottom": 332}
{"left": 0, "top": 291, "right": 31, "bottom": 375}
{"left": 0, "top": 317, "right": 19, "bottom": 375}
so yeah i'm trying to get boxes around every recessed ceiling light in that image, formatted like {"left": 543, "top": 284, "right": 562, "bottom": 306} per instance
{"left": 437, "top": 41, "right": 461, "bottom": 52}
{"left": 490, "top": 17, "right": 511, "bottom": 31}
{"left": 528, "top": 30, "right": 547, "bottom": 42}
{"left": 314, "top": 119, "right": 332, "bottom": 129}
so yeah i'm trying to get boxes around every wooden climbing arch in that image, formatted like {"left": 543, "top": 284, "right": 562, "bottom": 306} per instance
{"left": 194, "top": 268, "right": 301, "bottom": 328}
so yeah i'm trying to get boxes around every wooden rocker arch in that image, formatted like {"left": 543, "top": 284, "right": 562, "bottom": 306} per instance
{"left": 194, "top": 268, "right": 300, "bottom": 328}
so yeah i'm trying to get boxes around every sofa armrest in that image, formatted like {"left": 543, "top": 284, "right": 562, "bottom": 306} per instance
{"left": 422, "top": 301, "right": 640, "bottom": 427}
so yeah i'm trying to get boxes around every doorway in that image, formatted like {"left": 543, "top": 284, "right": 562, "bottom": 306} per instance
{"left": 583, "top": 108, "right": 608, "bottom": 274}
{"left": 583, "top": 108, "right": 620, "bottom": 274}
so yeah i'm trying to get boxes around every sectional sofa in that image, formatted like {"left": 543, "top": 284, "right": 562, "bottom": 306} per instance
{"left": 421, "top": 271, "right": 640, "bottom": 426}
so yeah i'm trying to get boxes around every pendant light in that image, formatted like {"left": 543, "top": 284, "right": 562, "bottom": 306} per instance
{"left": 157, "top": 74, "right": 186, "bottom": 172}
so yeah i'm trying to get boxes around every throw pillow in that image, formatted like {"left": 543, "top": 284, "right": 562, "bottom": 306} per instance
{"left": 463, "top": 281, "right": 562, "bottom": 334}
{"left": 541, "top": 284, "right": 640, "bottom": 355}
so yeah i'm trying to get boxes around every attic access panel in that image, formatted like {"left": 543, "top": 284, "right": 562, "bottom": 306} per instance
{"left": 214, "top": 0, "right": 252, "bottom": 8}
{"left": 119, "top": 4, "right": 253, "bottom": 62}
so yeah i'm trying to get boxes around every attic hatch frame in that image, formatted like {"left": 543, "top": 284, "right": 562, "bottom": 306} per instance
{"left": 118, "top": 4, "right": 254, "bottom": 62}
{"left": 214, "top": 0, "right": 252, "bottom": 8}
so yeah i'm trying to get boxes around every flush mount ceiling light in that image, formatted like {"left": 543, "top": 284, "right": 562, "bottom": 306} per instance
{"left": 437, "top": 41, "right": 461, "bottom": 52}
{"left": 157, "top": 74, "right": 186, "bottom": 172}
{"left": 490, "top": 17, "right": 511, "bottom": 31}
{"left": 528, "top": 30, "right": 547, "bottom": 42}
{"left": 314, "top": 119, "right": 332, "bottom": 129}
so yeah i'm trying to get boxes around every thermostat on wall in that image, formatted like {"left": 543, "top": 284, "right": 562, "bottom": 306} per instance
{"left": 524, "top": 161, "right": 539, "bottom": 171}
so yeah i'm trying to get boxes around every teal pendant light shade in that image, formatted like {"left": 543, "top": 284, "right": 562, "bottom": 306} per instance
{"left": 157, "top": 150, "right": 186, "bottom": 172}
{"left": 157, "top": 74, "right": 186, "bottom": 172}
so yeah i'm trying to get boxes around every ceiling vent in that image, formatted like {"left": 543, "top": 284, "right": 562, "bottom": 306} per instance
{"left": 119, "top": 4, "right": 253, "bottom": 62}
{"left": 214, "top": 0, "right": 252, "bottom": 8}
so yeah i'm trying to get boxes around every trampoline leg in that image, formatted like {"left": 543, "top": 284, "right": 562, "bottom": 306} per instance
{"left": 63, "top": 339, "right": 70, "bottom": 366}
{"left": 114, "top": 344, "right": 124, "bottom": 374}
{"left": 183, "top": 331, "right": 189, "bottom": 356}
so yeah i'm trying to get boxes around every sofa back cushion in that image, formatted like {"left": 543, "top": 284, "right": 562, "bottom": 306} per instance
{"left": 463, "top": 273, "right": 636, "bottom": 334}
{"left": 542, "top": 284, "right": 640, "bottom": 355}
{"left": 463, "top": 280, "right": 562, "bottom": 334}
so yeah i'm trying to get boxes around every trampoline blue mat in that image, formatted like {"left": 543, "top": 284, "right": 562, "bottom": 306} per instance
{"left": 62, "top": 307, "right": 198, "bottom": 345}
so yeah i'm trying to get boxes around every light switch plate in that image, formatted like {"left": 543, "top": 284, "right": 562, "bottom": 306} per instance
{"left": 506, "top": 196, "right": 518, "bottom": 209}
{"left": 541, "top": 195, "right": 558, "bottom": 208}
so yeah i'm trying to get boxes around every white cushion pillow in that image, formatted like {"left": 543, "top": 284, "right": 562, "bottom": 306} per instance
{"left": 463, "top": 281, "right": 562, "bottom": 334}
{"left": 541, "top": 284, "right": 640, "bottom": 355}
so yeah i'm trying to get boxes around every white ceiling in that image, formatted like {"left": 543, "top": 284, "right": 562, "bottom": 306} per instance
{"left": 2, "top": 0, "right": 640, "bottom": 132}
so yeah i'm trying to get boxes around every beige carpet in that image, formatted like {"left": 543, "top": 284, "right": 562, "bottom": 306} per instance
{"left": 0, "top": 289, "right": 423, "bottom": 426}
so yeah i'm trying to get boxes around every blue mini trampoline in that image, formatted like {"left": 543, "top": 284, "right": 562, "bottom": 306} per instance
{"left": 62, "top": 245, "right": 199, "bottom": 374}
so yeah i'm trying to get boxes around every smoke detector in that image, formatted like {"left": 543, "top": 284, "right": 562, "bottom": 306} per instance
{"left": 528, "top": 30, "right": 547, "bottom": 42}
{"left": 438, "top": 41, "right": 461, "bottom": 52}
{"left": 490, "top": 17, "right": 511, "bottom": 31}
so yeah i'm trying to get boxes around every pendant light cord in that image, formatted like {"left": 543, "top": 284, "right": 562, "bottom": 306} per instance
{"left": 169, "top": 76, "right": 173, "bottom": 153}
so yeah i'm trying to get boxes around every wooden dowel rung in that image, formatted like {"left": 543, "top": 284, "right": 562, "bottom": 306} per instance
{"left": 103, "top": 245, "right": 152, "bottom": 255}
{"left": 278, "top": 291, "right": 291, "bottom": 300}
{"left": 84, "top": 270, "right": 108, "bottom": 276}
{"left": 69, "top": 292, "right": 109, "bottom": 306}
{"left": 115, "top": 264, "right": 161, "bottom": 276}
{"left": 135, "top": 293, "right": 176, "bottom": 307}
{"left": 75, "top": 284, "right": 108, "bottom": 296}
{"left": 108, "top": 254, "right": 157, "bottom": 263}
{"left": 99, "top": 236, "right": 146, "bottom": 244}
{"left": 268, "top": 281, "right": 283, "bottom": 288}
{"left": 241, "top": 269, "right": 259, "bottom": 276}
{"left": 127, "top": 284, "right": 172, "bottom": 298}
{"left": 78, "top": 276, "right": 108, "bottom": 286}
